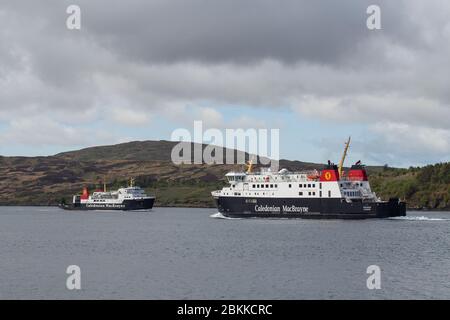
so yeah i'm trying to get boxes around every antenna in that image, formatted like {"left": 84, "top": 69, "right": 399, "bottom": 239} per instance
{"left": 338, "top": 136, "right": 351, "bottom": 178}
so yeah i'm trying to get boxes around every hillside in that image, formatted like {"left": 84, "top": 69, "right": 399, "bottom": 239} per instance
{"left": 0, "top": 140, "right": 448, "bottom": 209}
{"left": 368, "top": 163, "right": 450, "bottom": 210}
{"left": 0, "top": 140, "right": 316, "bottom": 207}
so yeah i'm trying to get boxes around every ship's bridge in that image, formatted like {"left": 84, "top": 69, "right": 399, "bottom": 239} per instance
{"left": 225, "top": 172, "right": 247, "bottom": 184}
{"left": 225, "top": 172, "right": 246, "bottom": 184}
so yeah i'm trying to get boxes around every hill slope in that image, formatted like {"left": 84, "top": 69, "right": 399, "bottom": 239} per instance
{"left": 0, "top": 140, "right": 448, "bottom": 209}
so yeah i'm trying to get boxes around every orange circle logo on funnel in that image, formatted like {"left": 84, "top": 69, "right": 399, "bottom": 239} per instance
{"left": 325, "top": 172, "right": 332, "bottom": 180}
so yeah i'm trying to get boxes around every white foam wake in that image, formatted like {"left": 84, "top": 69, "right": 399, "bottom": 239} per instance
{"left": 209, "top": 212, "right": 241, "bottom": 220}
{"left": 388, "top": 216, "right": 450, "bottom": 221}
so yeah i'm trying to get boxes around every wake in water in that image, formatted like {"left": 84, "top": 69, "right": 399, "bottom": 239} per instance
{"left": 209, "top": 212, "right": 241, "bottom": 220}
{"left": 210, "top": 213, "right": 450, "bottom": 221}
{"left": 388, "top": 216, "right": 450, "bottom": 221}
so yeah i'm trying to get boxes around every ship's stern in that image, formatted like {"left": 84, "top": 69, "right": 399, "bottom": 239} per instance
{"left": 375, "top": 198, "right": 406, "bottom": 218}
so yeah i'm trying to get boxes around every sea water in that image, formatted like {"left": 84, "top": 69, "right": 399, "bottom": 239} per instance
{"left": 0, "top": 206, "right": 449, "bottom": 299}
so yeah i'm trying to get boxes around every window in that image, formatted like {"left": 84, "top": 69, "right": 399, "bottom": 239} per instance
{"left": 289, "top": 184, "right": 292, "bottom": 188}
{"left": 308, "top": 192, "right": 311, "bottom": 196}
{"left": 312, "top": 184, "right": 315, "bottom": 188}
{"left": 275, "top": 184, "right": 278, "bottom": 188}
{"left": 308, "top": 184, "right": 311, "bottom": 188}
{"left": 312, "top": 192, "right": 315, "bottom": 196}
{"left": 299, "top": 184, "right": 301, "bottom": 188}
{"left": 252, "top": 184, "right": 255, "bottom": 188}
{"left": 270, "top": 184, "right": 273, "bottom": 188}
{"left": 299, "top": 192, "right": 303, "bottom": 196}
{"left": 257, "top": 184, "right": 259, "bottom": 188}
{"left": 328, "top": 190, "right": 331, "bottom": 197}
{"left": 266, "top": 184, "right": 269, "bottom": 188}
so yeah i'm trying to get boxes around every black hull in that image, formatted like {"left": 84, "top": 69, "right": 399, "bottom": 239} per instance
{"left": 60, "top": 198, "right": 155, "bottom": 211}
{"left": 214, "top": 197, "right": 406, "bottom": 219}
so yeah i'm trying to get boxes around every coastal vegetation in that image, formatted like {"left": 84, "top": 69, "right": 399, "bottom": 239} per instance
{"left": 0, "top": 141, "right": 448, "bottom": 210}
{"left": 368, "top": 162, "right": 450, "bottom": 210}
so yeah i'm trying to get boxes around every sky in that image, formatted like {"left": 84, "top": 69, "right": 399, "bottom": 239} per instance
{"left": 0, "top": 0, "right": 449, "bottom": 167}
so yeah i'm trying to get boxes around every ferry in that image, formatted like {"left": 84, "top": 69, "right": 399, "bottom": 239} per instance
{"left": 211, "top": 137, "right": 406, "bottom": 219}
{"left": 60, "top": 179, "right": 155, "bottom": 211}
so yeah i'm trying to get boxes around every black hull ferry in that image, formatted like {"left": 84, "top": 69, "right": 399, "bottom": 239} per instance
{"left": 60, "top": 179, "right": 155, "bottom": 211}
{"left": 213, "top": 196, "right": 405, "bottom": 219}
{"left": 212, "top": 138, "right": 406, "bottom": 219}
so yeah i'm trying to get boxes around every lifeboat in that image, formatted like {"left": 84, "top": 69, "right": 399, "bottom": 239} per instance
{"left": 307, "top": 170, "right": 320, "bottom": 180}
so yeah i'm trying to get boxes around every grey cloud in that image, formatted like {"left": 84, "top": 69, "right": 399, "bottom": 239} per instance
{"left": 0, "top": 0, "right": 449, "bottom": 165}
{"left": 79, "top": 0, "right": 415, "bottom": 66}
{"left": 2, "top": 0, "right": 414, "bottom": 66}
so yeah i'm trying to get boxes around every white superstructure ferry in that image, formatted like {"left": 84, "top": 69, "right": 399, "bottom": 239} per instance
{"left": 61, "top": 179, "right": 155, "bottom": 211}
{"left": 211, "top": 138, "right": 406, "bottom": 219}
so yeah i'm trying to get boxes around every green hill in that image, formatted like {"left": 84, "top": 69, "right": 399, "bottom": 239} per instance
{"left": 0, "top": 140, "right": 448, "bottom": 210}
{"left": 369, "top": 163, "right": 450, "bottom": 210}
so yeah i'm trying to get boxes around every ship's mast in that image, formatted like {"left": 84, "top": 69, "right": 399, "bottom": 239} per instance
{"left": 338, "top": 136, "right": 351, "bottom": 178}
{"left": 245, "top": 158, "right": 254, "bottom": 174}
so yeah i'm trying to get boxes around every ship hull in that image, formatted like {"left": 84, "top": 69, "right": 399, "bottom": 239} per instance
{"left": 60, "top": 198, "right": 155, "bottom": 211}
{"left": 214, "top": 196, "right": 406, "bottom": 219}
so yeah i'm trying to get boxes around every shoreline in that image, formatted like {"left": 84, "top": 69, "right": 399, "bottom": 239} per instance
{"left": 0, "top": 203, "right": 217, "bottom": 209}
{"left": 0, "top": 204, "right": 448, "bottom": 212}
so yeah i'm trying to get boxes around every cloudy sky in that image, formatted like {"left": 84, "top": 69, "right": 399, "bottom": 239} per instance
{"left": 0, "top": 0, "right": 449, "bottom": 167}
